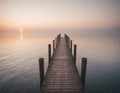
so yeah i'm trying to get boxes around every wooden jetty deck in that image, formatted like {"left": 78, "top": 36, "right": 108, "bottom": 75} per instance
{"left": 39, "top": 34, "right": 87, "bottom": 93}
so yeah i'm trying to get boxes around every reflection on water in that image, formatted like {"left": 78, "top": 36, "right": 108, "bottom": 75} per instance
{"left": 75, "top": 38, "right": 120, "bottom": 93}
{"left": 20, "top": 32, "right": 23, "bottom": 41}
{"left": 0, "top": 38, "right": 50, "bottom": 93}
{"left": 0, "top": 37, "right": 120, "bottom": 93}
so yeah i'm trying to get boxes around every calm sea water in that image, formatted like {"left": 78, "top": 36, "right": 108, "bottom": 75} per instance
{"left": 0, "top": 37, "right": 120, "bottom": 93}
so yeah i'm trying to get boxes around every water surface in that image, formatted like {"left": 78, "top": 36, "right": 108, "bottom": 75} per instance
{"left": 0, "top": 37, "right": 120, "bottom": 93}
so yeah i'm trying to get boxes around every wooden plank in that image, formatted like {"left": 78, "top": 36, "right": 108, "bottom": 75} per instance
{"left": 40, "top": 37, "right": 83, "bottom": 93}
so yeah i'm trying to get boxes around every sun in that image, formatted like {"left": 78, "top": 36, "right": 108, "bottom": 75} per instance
{"left": 19, "top": 28, "right": 23, "bottom": 33}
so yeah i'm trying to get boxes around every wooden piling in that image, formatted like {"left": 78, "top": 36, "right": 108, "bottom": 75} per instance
{"left": 57, "top": 34, "right": 61, "bottom": 44}
{"left": 53, "top": 40, "right": 55, "bottom": 51}
{"left": 81, "top": 58, "right": 87, "bottom": 87}
{"left": 56, "top": 36, "right": 59, "bottom": 47}
{"left": 58, "top": 34, "right": 61, "bottom": 40}
{"left": 68, "top": 37, "right": 70, "bottom": 48}
{"left": 71, "top": 40, "right": 72, "bottom": 52}
{"left": 48, "top": 44, "right": 51, "bottom": 64}
{"left": 39, "top": 58, "right": 44, "bottom": 89}
{"left": 65, "top": 34, "right": 71, "bottom": 48}
{"left": 55, "top": 37, "right": 57, "bottom": 48}
{"left": 74, "top": 44, "right": 77, "bottom": 64}
{"left": 68, "top": 37, "right": 70, "bottom": 47}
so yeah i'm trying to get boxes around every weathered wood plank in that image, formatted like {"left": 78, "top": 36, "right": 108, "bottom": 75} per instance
{"left": 40, "top": 37, "right": 83, "bottom": 93}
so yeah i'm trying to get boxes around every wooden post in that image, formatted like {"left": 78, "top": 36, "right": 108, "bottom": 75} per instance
{"left": 81, "top": 58, "right": 87, "bottom": 87}
{"left": 57, "top": 35, "right": 59, "bottom": 44}
{"left": 67, "top": 37, "right": 69, "bottom": 46}
{"left": 65, "top": 34, "right": 67, "bottom": 43}
{"left": 57, "top": 34, "right": 61, "bottom": 44}
{"left": 55, "top": 37, "right": 57, "bottom": 48}
{"left": 64, "top": 34, "right": 66, "bottom": 39}
{"left": 67, "top": 36, "right": 69, "bottom": 46}
{"left": 53, "top": 40, "right": 55, "bottom": 51}
{"left": 68, "top": 37, "right": 70, "bottom": 48}
{"left": 71, "top": 40, "right": 72, "bottom": 52}
{"left": 48, "top": 44, "right": 51, "bottom": 64}
{"left": 60, "top": 34, "right": 61, "bottom": 38}
{"left": 58, "top": 34, "right": 61, "bottom": 39}
{"left": 39, "top": 58, "right": 44, "bottom": 89}
{"left": 74, "top": 44, "right": 77, "bottom": 64}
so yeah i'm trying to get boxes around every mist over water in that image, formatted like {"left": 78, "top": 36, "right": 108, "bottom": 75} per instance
{"left": 0, "top": 0, "right": 120, "bottom": 92}
{"left": 0, "top": 38, "right": 49, "bottom": 93}
{"left": 0, "top": 30, "right": 120, "bottom": 93}
{"left": 75, "top": 38, "right": 120, "bottom": 93}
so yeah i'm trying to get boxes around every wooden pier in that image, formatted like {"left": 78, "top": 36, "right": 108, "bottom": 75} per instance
{"left": 39, "top": 34, "right": 87, "bottom": 93}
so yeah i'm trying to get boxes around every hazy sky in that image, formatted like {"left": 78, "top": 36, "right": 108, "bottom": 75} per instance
{"left": 0, "top": 0, "right": 120, "bottom": 30}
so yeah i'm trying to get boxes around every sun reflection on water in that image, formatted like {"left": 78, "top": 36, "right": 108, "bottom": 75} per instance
{"left": 19, "top": 28, "right": 23, "bottom": 40}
